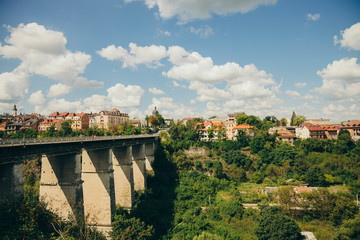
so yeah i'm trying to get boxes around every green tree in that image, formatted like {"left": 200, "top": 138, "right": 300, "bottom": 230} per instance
{"left": 110, "top": 210, "right": 154, "bottom": 240}
{"left": 280, "top": 118, "right": 288, "bottom": 126}
{"left": 255, "top": 206, "right": 302, "bottom": 240}
{"left": 292, "top": 115, "right": 306, "bottom": 126}
{"left": 305, "top": 166, "right": 327, "bottom": 187}
{"left": 290, "top": 111, "right": 296, "bottom": 126}
{"left": 59, "top": 120, "right": 73, "bottom": 137}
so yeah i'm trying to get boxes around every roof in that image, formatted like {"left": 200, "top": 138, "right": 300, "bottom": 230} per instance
{"left": 305, "top": 124, "right": 339, "bottom": 131}
{"left": 198, "top": 121, "right": 225, "bottom": 131}
{"left": 39, "top": 119, "right": 63, "bottom": 124}
{"left": 276, "top": 129, "right": 296, "bottom": 139}
{"left": 342, "top": 120, "right": 360, "bottom": 127}
{"left": 49, "top": 112, "right": 69, "bottom": 118}
{"left": 233, "top": 124, "right": 253, "bottom": 130}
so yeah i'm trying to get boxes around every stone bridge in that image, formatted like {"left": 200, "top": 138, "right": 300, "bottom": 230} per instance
{"left": 0, "top": 134, "right": 159, "bottom": 235}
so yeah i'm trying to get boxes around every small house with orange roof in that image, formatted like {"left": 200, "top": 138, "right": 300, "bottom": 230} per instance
{"left": 276, "top": 129, "right": 297, "bottom": 144}
{"left": 48, "top": 112, "right": 69, "bottom": 120}
{"left": 198, "top": 121, "right": 226, "bottom": 141}
{"left": 232, "top": 124, "right": 254, "bottom": 139}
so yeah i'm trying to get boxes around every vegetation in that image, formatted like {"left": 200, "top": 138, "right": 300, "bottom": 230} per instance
{"left": 1, "top": 116, "right": 360, "bottom": 239}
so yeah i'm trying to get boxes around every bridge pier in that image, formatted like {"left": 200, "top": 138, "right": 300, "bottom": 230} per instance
{"left": 145, "top": 142, "right": 155, "bottom": 172}
{"left": 112, "top": 146, "right": 134, "bottom": 209}
{"left": 82, "top": 148, "right": 115, "bottom": 236}
{"left": 132, "top": 144, "right": 146, "bottom": 191}
{"left": 39, "top": 153, "right": 82, "bottom": 219}
{"left": 0, "top": 162, "right": 23, "bottom": 203}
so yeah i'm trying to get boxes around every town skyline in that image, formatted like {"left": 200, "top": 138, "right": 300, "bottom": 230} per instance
{"left": 0, "top": 0, "right": 360, "bottom": 121}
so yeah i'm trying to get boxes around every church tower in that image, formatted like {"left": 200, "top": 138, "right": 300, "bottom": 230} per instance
{"left": 12, "top": 104, "right": 17, "bottom": 117}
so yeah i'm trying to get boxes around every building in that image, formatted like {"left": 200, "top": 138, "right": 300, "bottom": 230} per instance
{"left": 12, "top": 105, "right": 17, "bottom": 117}
{"left": 65, "top": 113, "right": 89, "bottom": 131}
{"left": 341, "top": 120, "right": 360, "bottom": 137}
{"left": 225, "top": 121, "right": 237, "bottom": 140}
{"left": 49, "top": 112, "right": 69, "bottom": 120}
{"left": 276, "top": 129, "right": 297, "bottom": 144}
{"left": 38, "top": 119, "right": 63, "bottom": 131}
{"left": 296, "top": 124, "right": 340, "bottom": 140}
{"left": 232, "top": 124, "right": 254, "bottom": 139}
{"left": 198, "top": 121, "right": 226, "bottom": 141}
{"left": 130, "top": 118, "right": 147, "bottom": 128}
{"left": 95, "top": 108, "right": 129, "bottom": 129}
{"left": 88, "top": 113, "right": 98, "bottom": 127}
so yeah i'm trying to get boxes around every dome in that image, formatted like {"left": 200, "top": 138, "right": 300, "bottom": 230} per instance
{"left": 152, "top": 106, "right": 159, "bottom": 116}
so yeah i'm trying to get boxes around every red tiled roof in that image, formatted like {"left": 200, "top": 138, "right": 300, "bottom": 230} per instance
{"left": 233, "top": 124, "right": 253, "bottom": 130}
{"left": 343, "top": 120, "right": 360, "bottom": 127}
{"left": 306, "top": 125, "right": 339, "bottom": 131}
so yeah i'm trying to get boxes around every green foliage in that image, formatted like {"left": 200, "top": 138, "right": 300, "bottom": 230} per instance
{"left": 193, "top": 232, "right": 223, "bottom": 240}
{"left": 221, "top": 150, "right": 252, "bottom": 170}
{"left": 305, "top": 166, "right": 327, "bottom": 187}
{"left": 110, "top": 209, "right": 154, "bottom": 240}
{"left": 255, "top": 206, "right": 302, "bottom": 240}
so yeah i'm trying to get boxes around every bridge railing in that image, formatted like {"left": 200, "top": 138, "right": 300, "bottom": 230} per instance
{"left": 0, "top": 134, "right": 157, "bottom": 146}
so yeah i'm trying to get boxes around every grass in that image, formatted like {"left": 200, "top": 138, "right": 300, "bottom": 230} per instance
{"left": 297, "top": 219, "right": 337, "bottom": 240}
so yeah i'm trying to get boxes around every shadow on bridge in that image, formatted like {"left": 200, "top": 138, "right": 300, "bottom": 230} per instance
{"left": 130, "top": 144, "right": 178, "bottom": 239}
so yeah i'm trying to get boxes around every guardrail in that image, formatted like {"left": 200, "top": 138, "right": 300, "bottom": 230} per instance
{"left": 0, "top": 134, "right": 157, "bottom": 146}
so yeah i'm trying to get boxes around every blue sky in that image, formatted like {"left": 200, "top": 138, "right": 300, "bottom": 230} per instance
{"left": 0, "top": 0, "right": 359, "bottom": 121}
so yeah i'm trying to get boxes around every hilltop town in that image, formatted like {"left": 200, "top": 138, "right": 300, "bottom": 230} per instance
{"left": 1, "top": 105, "right": 359, "bottom": 143}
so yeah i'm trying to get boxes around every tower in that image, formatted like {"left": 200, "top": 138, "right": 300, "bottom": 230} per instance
{"left": 12, "top": 104, "right": 17, "bottom": 117}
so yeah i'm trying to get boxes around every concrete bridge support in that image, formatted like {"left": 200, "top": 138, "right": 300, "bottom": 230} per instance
{"left": 132, "top": 144, "right": 146, "bottom": 191}
{"left": 82, "top": 148, "right": 115, "bottom": 235}
{"left": 145, "top": 142, "right": 155, "bottom": 172}
{"left": 112, "top": 146, "right": 134, "bottom": 209}
{"left": 39, "top": 153, "right": 82, "bottom": 219}
{"left": 0, "top": 162, "right": 23, "bottom": 203}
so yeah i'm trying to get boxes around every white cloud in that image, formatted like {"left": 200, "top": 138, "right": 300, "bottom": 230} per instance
{"left": 0, "top": 23, "right": 103, "bottom": 88}
{"left": 97, "top": 43, "right": 168, "bottom": 69}
{"left": 322, "top": 103, "right": 360, "bottom": 121}
{"left": 295, "top": 82, "right": 307, "bottom": 88}
{"left": 107, "top": 83, "right": 145, "bottom": 107}
{"left": 47, "top": 83, "right": 71, "bottom": 98}
{"left": 0, "top": 70, "right": 29, "bottom": 111}
{"left": 145, "top": 97, "right": 197, "bottom": 119}
{"left": 149, "top": 87, "right": 165, "bottom": 95}
{"left": 307, "top": 13, "right": 320, "bottom": 21}
{"left": 28, "top": 90, "right": 45, "bottom": 106}
{"left": 125, "top": 0, "right": 277, "bottom": 23}
{"left": 83, "top": 94, "right": 110, "bottom": 113}
{"left": 158, "top": 29, "right": 171, "bottom": 36}
{"left": 334, "top": 22, "right": 360, "bottom": 51}
{"left": 315, "top": 58, "right": 360, "bottom": 101}
{"left": 285, "top": 90, "right": 301, "bottom": 99}
{"left": 190, "top": 26, "right": 214, "bottom": 38}
{"left": 28, "top": 90, "right": 45, "bottom": 113}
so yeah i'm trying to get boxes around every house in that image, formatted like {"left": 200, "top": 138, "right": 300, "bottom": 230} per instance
{"left": 276, "top": 129, "right": 297, "bottom": 144}
{"left": 65, "top": 113, "right": 89, "bottom": 131}
{"left": 38, "top": 119, "right": 63, "bottom": 131}
{"left": 198, "top": 121, "right": 225, "bottom": 141}
{"left": 232, "top": 124, "right": 254, "bottom": 139}
{"left": 130, "top": 118, "right": 147, "bottom": 128}
{"left": 341, "top": 120, "right": 360, "bottom": 137}
{"left": 296, "top": 124, "right": 340, "bottom": 140}
{"left": 49, "top": 112, "right": 69, "bottom": 120}
{"left": 95, "top": 108, "right": 129, "bottom": 129}
{"left": 224, "top": 120, "right": 237, "bottom": 140}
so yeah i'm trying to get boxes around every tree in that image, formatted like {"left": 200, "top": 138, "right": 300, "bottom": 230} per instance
{"left": 148, "top": 115, "right": 160, "bottom": 131}
{"left": 305, "top": 166, "right": 327, "bottom": 187}
{"left": 280, "top": 118, "right": 288, "bottom": 127}
{"left": 290, "top": 111, "right": 296, "bottom": 126}
{"left": 255, "top": 206, "right": 302, "bottom": 240}
{"left": 292, "top": 115, "right": 306, "bottom": 126}
{"left": 59, "top": 120, "right": 73, "bottom": 137}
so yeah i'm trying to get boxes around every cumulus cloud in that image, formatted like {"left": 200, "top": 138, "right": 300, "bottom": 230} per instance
{"left": 47, "top": 83, "right": 71, "bottom": 98}
{"left": 295, "top": 82, "right": 307, "bottom": 88}
{"left": 315, "top": 58, "right": 360, "bottom": 101}
{"left": 149, "top": 87, "right": 165, "bottom": 95}
{"left": 97, "top": 43, "right": 168, "bottom": 69}
{"left": 0, "top": 23, "right": 103, "bottom": 88}
{"left": 145, "top": 97, "right": 197, "bottom": 119}
{"left": 334, "top": 22, "right": 360, "bottom": 51}
{"left": 28, "top": 90, "right": 45, "bottom": 106}
{"left": 307, "top": 13, "right": 320, "bottom": 21}
{"left": 0, "top": 70, "right": 29, "bottom": 106}
{"left": 125, "top": 0, "right": 277, "bottom": 23}
{"left": 28, "top": 90, "right": 46, "bottom": 113}
{"left": 285, "top": 90, "right": 301, "bottom": 99}
{"left": 107, "top": 83, "right": 145, "bottom": 107}
{"left": 322, "top": 103, "right": 360, "bottom": 121}
{"left": 190, "top": 25, "right": 214, "bottom": 38}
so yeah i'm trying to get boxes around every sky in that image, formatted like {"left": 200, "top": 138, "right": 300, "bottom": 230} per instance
{"left": 0, "top": 0, "right": 360, "bottom": 121}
